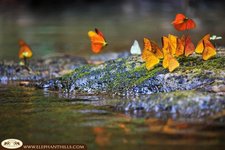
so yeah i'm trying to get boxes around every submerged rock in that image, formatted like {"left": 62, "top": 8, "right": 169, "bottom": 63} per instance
{"left": 0, "top": 55, "right": 87, "bottom": 82}
{"left": 114, "top": 90, "right": 225, "bottom": 119}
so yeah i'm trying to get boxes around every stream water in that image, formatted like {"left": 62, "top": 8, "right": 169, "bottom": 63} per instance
{"left": 0, "top": 83, "right": 225, "bottom": 149}
{"left": 0, "top": 0, "right": 225, "bottom": 60}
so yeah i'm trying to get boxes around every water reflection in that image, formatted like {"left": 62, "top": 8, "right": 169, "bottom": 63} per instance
{"left": 0, "top": 0, "right": 224, "bottom": 59}
{"left": 1, "top": 83, "right": 225, "bottom": 148}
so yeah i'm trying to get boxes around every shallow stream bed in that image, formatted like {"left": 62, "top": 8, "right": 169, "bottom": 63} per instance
{"left": 1, "top": 83, "right": 225, "bottom": 149}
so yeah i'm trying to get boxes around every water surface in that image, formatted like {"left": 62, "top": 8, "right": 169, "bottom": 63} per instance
{"left": 0, "top": 0, "right": 224, "bottom": 60}
{"left": 0, "top": 83, "right": 225, "bottom": 149}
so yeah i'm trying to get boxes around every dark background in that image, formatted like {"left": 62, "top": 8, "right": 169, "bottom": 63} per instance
{"left": 0, "top": 0, "right": 224, "bottom": 59}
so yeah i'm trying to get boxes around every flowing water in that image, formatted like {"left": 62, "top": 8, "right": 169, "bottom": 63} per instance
{"left": 0, "top": 0, "right": 225, "bottom": 60}
{"left": 0, "top": 83, "right": 225, "bottom": 149}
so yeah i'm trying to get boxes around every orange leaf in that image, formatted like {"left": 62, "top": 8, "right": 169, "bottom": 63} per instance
{"left": 172, "top": 13, "right": 196, "bottom": 31}
{"left": 195, "top": 34, "right": 210, "bottom": 54}
{"left": 18, "top": 39, "right": 33, "bottom": 59}
{"left": 88, "top": 28, "right": 107, "bottom": 53}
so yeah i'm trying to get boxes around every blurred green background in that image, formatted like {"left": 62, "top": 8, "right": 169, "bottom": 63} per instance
{"left": 0, "top": 0, "right": 224, "bottom": 60}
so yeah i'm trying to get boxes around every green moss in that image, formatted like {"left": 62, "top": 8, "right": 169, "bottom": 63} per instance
{"left": 56, "top": 55, "right": 225, "bottom": 94}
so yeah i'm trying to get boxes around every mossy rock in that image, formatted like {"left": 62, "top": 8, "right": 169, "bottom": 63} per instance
{"left": 40, "top": 55, "right": 225, "bottom": 95}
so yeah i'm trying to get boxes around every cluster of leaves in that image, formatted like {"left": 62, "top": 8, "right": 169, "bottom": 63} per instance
{"left": 142, "top": 13, "right": 217, "bottom": 72}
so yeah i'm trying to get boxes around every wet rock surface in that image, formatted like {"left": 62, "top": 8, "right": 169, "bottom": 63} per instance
{"left": 0, "top": 54, "right": 88, "bottom": 82}
{"left": 114, "top": 90, "right": 225, "bottom": 119}
{"left": 0, "top": 52, "right": 225, "bottom": 119}
{"left": 40, "top": 55, "right": 225, "bottom": 95}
